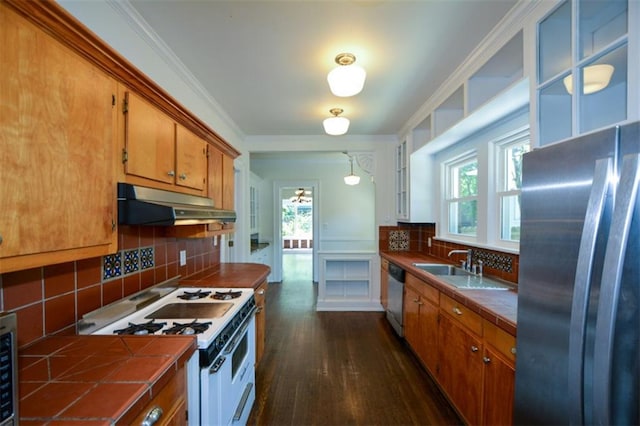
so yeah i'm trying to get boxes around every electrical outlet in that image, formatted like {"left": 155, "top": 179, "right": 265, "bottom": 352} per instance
{"left": 428, "top": 237, "right": 432, "bottom": 248}
{"left": 179, "top": 250, "right": 187, "bottom": 266}
{"left": 213, "top": 236, "right": 218, "bottom": 246}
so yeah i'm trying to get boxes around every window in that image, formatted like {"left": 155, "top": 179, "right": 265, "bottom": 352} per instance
{"left": 496, "top": 133, "right": 530, "bottom": 243}
{"left": 446, "top": 155, "right": 478, "bottom": 236}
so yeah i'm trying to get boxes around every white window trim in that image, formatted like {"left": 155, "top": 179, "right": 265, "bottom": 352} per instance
{"left": 442, "top": 150, "right": 479, "bottom": 243}
{"left": 492, "top": 127, "right": 530, "bottom": 252}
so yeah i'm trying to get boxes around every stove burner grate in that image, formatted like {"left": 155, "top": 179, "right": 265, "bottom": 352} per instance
{"left": 212, "top": 290, "right": 242, "bottom": 300}
{"left": 163, "top": 320, "right": 212, "bottom": 335}
{"left": 177, "top": 290, "right": 212, "bottom": 300}
{"left": 114, "top": 320, "right": 167, "bottom": 335}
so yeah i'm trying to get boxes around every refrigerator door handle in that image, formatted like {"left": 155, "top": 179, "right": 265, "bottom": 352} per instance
{"left": 568, "top": 157, "right": 613, "bottom": 425}
{"left": 593, "top": 153, "right": 640, "bottom": 426}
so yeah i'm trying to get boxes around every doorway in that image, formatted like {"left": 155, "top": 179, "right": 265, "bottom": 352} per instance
{"left": 273, "top": 180, "right": 319, "bottom": 283}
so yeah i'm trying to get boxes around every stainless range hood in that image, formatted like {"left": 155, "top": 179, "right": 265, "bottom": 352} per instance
{"left": 118, "top": 183, "right": 236, "bottom": 226}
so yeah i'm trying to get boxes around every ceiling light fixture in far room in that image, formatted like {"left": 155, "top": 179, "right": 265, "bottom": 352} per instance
{"left": 327, "top": 53, "right": 366, "bottom": 97}
{"left": 290, "top": 188, "right": 312, "bottom": 203}
{"left": 323, "top": 108, "right": 350, "bottom": 136}
{"left": 344, "top": 155, "right": 360, "bottom": 186}
{"left": 563, "top": 64, "right": 615, "bottom": 95}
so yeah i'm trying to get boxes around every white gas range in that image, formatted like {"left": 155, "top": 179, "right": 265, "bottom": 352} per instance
{"left": 78, "top": 277, "right": 257, "bottom": 426}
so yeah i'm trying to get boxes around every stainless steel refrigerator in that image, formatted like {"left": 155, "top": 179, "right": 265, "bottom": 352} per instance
{"left": 514, "top": 122, "right": 639, "bottom": 425}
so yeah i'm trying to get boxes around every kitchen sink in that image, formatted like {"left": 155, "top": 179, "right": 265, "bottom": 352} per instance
{"left": 412, "top": 263, "right": 512, "bottom": 290}
{"left": 412, "top": 263, "right": 472, "bottom": 276}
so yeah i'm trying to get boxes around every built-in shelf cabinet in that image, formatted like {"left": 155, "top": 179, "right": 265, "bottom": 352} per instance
{"left": 537, "top": 0, "right": 631, "bottom": 146}
{"left": 317, "top": 252, "right": 381, "bottom": 311}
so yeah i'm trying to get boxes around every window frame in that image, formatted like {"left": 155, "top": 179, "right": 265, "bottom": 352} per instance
{"left": 493, "top": 129, "right": 530, "bottom": 251}
{"left": 443, "top": 151, "right": 479, "bottom": 241}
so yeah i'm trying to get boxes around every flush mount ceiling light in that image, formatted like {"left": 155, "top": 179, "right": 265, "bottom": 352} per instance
{"left": 327, "top": 53, "right": 366, "bottom": 97}
{"left": 344, "top": 155, "right": 360, "bottom": 186}
{"left": 563, "top": 64, "right": 615, "bottom": 95}
{"left": 323, "top": 108, "right": 350, "bottom": 136}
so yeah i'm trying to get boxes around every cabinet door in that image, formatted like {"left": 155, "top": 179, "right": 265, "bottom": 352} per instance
{"left": 403, "top": 285, "right": 421, "bottom": 349}
{"left": 482, "top": 346, "right": 515, "bottom": 426}
{"left": 255, "top": 280, "right": 267, "bottom": 365}
{"left": 175, "top": 125, "right": 207, "bottom": 191}
{"left": 124, "top": 91, "right": 175, "bottom": 184}
{"left": 1, "top": 5, "right": 116, "bottom": 272}
{"left": 417, "top": 299, "right": 439, "bottom": 374}
{"left": 222, "top": 154, "right": 234, "bottom": 210}
{"left": 438, "top": 314, "right": 483, "bottom": 425}
{"left": 380, "top": 262, "right": 389, "bottom": 309}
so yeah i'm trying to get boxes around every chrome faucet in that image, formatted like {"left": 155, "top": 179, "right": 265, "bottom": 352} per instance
{"left": 448, "top": 249, "right": 473, "bottom": 272}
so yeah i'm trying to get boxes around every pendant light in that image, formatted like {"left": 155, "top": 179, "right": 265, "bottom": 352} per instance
{"left": 327, "top": 53, "right": 366, "bottom": 97}
{"left": 323, "top": 108, "right": 350, "bottom": 136}
{"left": 344, "top": 155, "right": 360, "bottom": 186}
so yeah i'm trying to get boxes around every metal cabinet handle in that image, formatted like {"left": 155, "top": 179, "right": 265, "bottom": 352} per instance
{"left": 167, "top": 170, "right": 175, "bottom": 177}
{"left": 257, "top": 289, "right": 265, "bottom": 295}
{"left": 413, "top": 298, "right": 420, "bottom": 304}
{"left": 141, "top": 406, "right": 163, "bottom": 426}
{"left": 483, "top": 356, "right": 491, "bottom": 364}
{"left": 256, "top": 307, "right": 263, "bottom": 313}
{"left": 453, "top": 307, "right": 463, "bottom": 315}
{"left": 511, "top": 347, "right": 517, "bottom": 355}
{"left": 470, "top": 346, "right": 479, "bottom": 353}
{"left": 179, "top": 173, "right": 187, "bottom": 180}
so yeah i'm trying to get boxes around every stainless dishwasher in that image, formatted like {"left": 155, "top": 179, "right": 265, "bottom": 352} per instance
{"left": 386, "top": 263, "right": 405, "bottom": 337}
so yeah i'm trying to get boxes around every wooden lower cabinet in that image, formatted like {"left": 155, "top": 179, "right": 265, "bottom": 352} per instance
{"left": 438, "top": 313, "right": 484, "bottom": 425}
{"left": 380, "top": 259, "right": 389, "bottom": 309}
{"left": 404, "top": 274, "right": 439, "bottom": 374}
{"left": 399, "top": 272, "right": 516, "bottom": 426}
{"left": 255, "top": 280, "right": 268, "bottom": 365}
{"left": 482, "top": 346, "right": 515, "bottom": 426}
{"left": 130, "top": 365, "right": 187, "bottom": 426}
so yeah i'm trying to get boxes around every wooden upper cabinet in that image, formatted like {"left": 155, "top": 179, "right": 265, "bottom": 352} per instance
{"left": 222, "top": 154, "right": 235, "bottom": 210}
{"left": 0, "top": 4, "right": 117, "bottom": 273}
{"left": 175, "top": 125, "right": 207, "bottom": 191}
{"left": 123, "top": 91, "right": 175, "bottom": 185}
{"left": 207, "top": 146, "right": 235, "bottom": 231}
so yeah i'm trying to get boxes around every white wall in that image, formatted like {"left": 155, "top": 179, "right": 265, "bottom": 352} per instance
{"left": 251, "top": 153, "right": 376, "bottom": 252}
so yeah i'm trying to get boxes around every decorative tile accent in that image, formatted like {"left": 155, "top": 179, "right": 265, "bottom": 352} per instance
{"left": 123, "top": 249, "right": 140, "bottom": 274}
{"left": 475, "top": 250, "right": 513, "bottom": 273}
{"left": 103, "top": 252, "right": 122, "bottom": 281}
{"left": 388, "top": 230, "right": 410, "bottom": 251}
{"left": 140, "top": 247, "right": 154, "bottom": 270}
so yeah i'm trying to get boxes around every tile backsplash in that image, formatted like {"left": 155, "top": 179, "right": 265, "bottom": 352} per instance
{"left": 380, "top": 223, "right": 519, "bottom": 284}
{"left": 0, "top": 226, "right": 221, "bottom": 349}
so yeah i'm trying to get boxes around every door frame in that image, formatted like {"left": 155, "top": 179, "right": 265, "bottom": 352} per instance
{"left": 272, "top": 179, "right": 320, "bottom": 282}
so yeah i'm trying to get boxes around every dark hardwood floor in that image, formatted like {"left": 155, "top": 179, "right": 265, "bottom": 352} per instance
{"left": 248, "top": 252, "right": 462, "bottom": 426}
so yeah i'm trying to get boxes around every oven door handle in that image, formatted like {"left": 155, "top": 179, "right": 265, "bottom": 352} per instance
{"left": 233, "top": 383, "right": 254, "bottom": 422}
{"left": 224, "top": 308, "right": 256, "bottom": 355}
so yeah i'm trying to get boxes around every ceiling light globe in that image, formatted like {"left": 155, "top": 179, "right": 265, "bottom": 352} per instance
{"left": 323, "top": 116, "right": 350, "bottom": 136}
{"left": 327, "top": 65, "right": 366, "bottom": 97}
{"left": 562, "top": 64, "right": 614, "bottom": 95}
{"left": 344, "top": 174, "right": 361, "bottom": 185}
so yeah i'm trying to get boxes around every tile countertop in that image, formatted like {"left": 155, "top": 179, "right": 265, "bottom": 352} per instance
{"left": 19, "top": 335, "right": 196, "bottom": 425}
{"left": 380, "top": 251, "right": 517, "bottom": 336}
{"left": 179, "top": 262, "right": 271, "bottom": 289}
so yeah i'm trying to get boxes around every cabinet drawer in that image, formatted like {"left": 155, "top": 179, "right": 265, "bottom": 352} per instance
{"left": 483, "top": 320, "right": 516, "bottom": 363}
{"left": 129, "top": 367, "right": 186, "bottom": 426}
{"left": 440, "top": 294, "right": 482, "bottom": 336}
{"left": 406, "top": 273, "right": 439, "bottom": 305}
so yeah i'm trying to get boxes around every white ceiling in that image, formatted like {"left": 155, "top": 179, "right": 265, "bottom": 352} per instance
{"left": 127, "top": 0, "right": 519, "bottom": 137}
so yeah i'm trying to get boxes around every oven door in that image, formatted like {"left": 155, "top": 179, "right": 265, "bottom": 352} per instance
{"left": 201, "top": 314, "right": 256, "bottom": 426}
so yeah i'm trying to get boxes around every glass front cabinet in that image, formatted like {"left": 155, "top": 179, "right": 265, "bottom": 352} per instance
{"left": 537, "top": 0, "right": 633, "bottom": 145}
